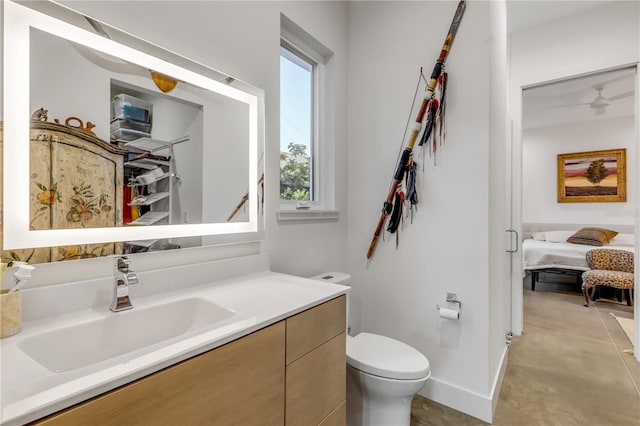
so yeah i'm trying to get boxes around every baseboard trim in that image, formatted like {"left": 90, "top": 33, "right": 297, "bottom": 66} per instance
{"left": 419, "top": 346, "right": 509, "bottom": 423}
{"left": 491, "top": 346, "right": 510, "bottom": 415}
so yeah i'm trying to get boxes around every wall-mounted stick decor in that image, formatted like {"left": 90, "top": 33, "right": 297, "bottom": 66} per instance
{"left": 366, "top": 0, "right": 466, "bottom": 259}
{"left": 227, "top": 173, "right": 264, "bottom": 222}
{"left": 557, "top": 148, "right": 626, "bottom": 203}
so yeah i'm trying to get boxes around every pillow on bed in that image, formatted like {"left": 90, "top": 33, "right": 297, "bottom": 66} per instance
{"left": 543, "top": 230, "right": 575, "bottom": 243}
{"left": 566, "top": 227, "right": 618, "bottom": 246}
{"left": 531, "top": 232, "right": 546, "bottom": 241}
{"left": 610, "top": 233, "right": 635, "bottom": 247}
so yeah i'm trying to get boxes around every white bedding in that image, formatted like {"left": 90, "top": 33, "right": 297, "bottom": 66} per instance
{"left": 522, "top": 239, "right": 634, "bottom": 271}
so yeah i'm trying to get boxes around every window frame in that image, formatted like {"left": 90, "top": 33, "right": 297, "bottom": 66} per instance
{"left": 277, "top": 14, "right": 337, "bottom": 221}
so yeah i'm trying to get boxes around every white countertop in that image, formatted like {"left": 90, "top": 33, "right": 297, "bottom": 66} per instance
{"left": 0, "top": 256, "right": 348, "bottom": 425}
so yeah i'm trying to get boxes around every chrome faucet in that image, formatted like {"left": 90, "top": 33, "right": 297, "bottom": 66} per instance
{"left": 110, "top": 255, "right": 138, "bottom": 312}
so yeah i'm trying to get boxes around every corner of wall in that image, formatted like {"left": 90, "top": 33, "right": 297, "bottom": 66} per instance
{"left": 420, "top": 344, "right": 509, "bottom": 423}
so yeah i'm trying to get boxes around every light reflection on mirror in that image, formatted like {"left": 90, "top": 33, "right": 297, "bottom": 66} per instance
{"left": 2, "top": 1, "right": 263, "bottom": 263}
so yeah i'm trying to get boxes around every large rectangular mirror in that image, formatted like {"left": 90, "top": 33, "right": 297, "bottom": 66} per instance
{"left": 2, "top": 0, "right": 264, "bottom": 260}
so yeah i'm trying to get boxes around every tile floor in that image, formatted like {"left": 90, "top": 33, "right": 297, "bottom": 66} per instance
{"left": 411, "top": 273, "right": 639, "bottom": 425}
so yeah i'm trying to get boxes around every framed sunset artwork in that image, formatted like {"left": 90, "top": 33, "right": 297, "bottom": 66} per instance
{"left": 557, "top": 148, "right": 626, "bottom": 203}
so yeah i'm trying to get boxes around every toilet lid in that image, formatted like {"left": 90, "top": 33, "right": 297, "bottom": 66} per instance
{"left": 347, "top": 333, "right": 430, "bottom": 380}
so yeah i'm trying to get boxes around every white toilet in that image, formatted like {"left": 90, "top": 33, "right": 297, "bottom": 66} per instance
{"left": 310, "top": 272, "right": 431, "bottom": 426}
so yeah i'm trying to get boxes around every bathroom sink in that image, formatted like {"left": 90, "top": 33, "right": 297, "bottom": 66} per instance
{"left": 17, "top": 298, "right": 234, "bottom": 373}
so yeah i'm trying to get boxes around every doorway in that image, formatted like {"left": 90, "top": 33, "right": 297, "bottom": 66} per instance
{"left": 509, "top": 64, "right": 639, "bottom": 359}
{"left": 505, "top": 2, "right": 639, "bottom": 359}
{"left": 517, "top": 65, "right": 635, "bottom": 327}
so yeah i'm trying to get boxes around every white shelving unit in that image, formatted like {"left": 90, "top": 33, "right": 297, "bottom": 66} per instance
{"left": 122, "top": 136, "right": 188, "bottom": 227}
{"left": 109, "top": 89, "right": 194, "bottom": 253}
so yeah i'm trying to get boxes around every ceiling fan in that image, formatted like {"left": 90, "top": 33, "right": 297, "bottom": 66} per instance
{"left": 552, "top": 85, "right": 634, "bottom": 116}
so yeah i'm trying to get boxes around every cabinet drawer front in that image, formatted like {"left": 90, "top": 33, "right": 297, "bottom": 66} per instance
{"left": 286, "top": 332, "right": 346, "bottom": 426}
{"left": 318, "top": 400, "right": 346, "bottom": 426}
{"left": 33, "top": 322, "right": 286, "bottom": 426}
{"left": 286, "top": 295, "right": 346, "bottom": 365}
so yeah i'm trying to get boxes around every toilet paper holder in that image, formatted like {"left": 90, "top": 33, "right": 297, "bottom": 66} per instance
{"left": 436, "top": 293, "right": 462, "bottom": 311}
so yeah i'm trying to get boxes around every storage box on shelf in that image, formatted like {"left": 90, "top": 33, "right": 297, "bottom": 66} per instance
{"left": 112, "top": 94, "right": 152, "bottom": 123}
{"left": 110, "top": 94, "right": 153, "bottom": 147}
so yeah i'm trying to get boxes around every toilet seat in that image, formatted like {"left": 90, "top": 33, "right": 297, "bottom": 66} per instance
{"left": 346, "top": 333, "right": 430, "bottom": 380}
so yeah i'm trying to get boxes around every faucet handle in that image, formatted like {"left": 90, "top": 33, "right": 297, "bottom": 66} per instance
{"left": 125, "top": 271, "right": 139, "bottom": 286}
{"left": 116, "top": 256, "right": 131, "bottom": 272}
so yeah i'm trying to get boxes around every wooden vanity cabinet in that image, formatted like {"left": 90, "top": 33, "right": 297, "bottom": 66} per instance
{"left": 32, "top": 323, "right": 286, "bottom": 426}
{"left": 286, "top": 295, "right": 347, "bottom": 426}
{"left": 30, "top": 295, "right": 346, "bottom": 426}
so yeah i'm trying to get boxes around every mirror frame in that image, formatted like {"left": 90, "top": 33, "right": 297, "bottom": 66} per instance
{"left": 3, "top": 0, "right": 262, "bottom": 250}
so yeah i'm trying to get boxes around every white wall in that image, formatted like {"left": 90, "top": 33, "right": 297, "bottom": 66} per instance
{"left": 510, "top": 1, "right": 639, "bottom": 89}
{"left": 346, "top": 1, "right": 506, "bottom": 421}
{"left": 263, "top": 1, "right": 350, "bottom": 277}
{"left": 523, "top": 116, "right": 635, "bottom": 226}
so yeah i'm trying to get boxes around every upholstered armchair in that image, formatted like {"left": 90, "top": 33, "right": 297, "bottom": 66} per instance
{"left": 581, "top": 249, "right": 634, "bottom": 307}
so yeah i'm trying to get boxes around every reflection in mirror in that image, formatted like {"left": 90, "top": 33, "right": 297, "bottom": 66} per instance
{"left": 2, "top": 1, "right": 264, "bottom": 264}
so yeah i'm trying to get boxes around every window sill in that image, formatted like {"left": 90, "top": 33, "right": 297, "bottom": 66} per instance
{"left": 276, "top": 209, "right": 339, "bottom": 222}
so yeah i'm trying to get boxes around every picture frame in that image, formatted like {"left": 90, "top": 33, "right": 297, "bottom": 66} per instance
{"left": 557, "top": 148, "right": 626, "bottom": 203}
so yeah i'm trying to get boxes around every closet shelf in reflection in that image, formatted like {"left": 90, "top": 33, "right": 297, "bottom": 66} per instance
{"left": 125, "top": 158, "right": 171, "bottom": 169}
{"left": 127, "top": 173, "right": 170, "bottom": 187}
{"left": 128, "top": 211, "right": 169, "bottom": 226}
{"left": 128, "top": 192, "right": 169, "bottom": 206}
{"left": 124, "top": 135, "right": 189, "bottom": 153}
{"left": 125, "top": 239, "right": 159, "bottom": 249}
{"left": 111, "top": 127, "right": 151, "bottom": 143}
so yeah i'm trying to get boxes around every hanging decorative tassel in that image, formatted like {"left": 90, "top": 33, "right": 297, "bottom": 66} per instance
{"left": 386, "top": 190, "right": 404, "bottom": 234}
{"left": 386, "top": 190, "right": 405, "bottom": 249}
{"left": 418, "top": 66, "right": 449, "bottom": 165}
{"left": 438, "top": 69, "right": 448, "bottom": 146}
{"left": 418, "top": 99, "right": 438, "bottom": 148}
{"left": 405, "top": 158, "right": 418, "bottom": 223}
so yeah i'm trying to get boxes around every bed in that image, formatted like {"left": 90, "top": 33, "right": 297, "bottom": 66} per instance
{"left": 522, "top": 226, "right": 635, "bottom": 291}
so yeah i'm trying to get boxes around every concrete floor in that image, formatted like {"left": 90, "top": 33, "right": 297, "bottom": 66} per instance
{"left": 411, "top": 273, "right": 639, "bottom": 425}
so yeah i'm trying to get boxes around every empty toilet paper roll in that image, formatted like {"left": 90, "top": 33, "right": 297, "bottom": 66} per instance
{"left": 439, "top": 307, "right": 460, "bottom": 320}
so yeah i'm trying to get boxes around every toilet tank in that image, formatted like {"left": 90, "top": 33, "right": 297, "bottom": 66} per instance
{"left": 308, "top": 272, "right": 351, "bottom": 286}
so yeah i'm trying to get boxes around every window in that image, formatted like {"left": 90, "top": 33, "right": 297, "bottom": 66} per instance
{"left": 280, "top": 43, "right": 315, "bottom": 202}
{"left": 278, "top": 15, "right": 337, "bottom": 221}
